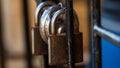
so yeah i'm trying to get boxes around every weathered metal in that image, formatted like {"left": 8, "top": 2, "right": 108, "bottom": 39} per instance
{"left": 32, "top": 26, "right": 48, "bottom": 55}
{"left": 48, "top": 33, "right": 83, "bottom": 65}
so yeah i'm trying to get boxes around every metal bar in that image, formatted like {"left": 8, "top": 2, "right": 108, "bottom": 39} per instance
{"left": 0, "top": 0, "right": 5, "bottom": 67}
{"left": 94, "top": 25, "right": 120, "bottom": 46}
{"left": 22, "top": 0, "right": 33, "bottom": 68}
{"left": 91, "top": 0, "right": 102, "bottom": 68}
{"left": 90, "top": 0, "right": 95, "bottom": 68}
{"left": 94, "top": 0, "right": 102, "bottom": 67}
{"left": 65, "top": 0, "right": 75, "bottom": 68}
{"left": 88, "top": 0, "right": 94, "bottom": 67}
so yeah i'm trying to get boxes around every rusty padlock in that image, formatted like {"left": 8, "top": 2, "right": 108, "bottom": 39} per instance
{"left": 32, "top": 1, "right": 56, "bottom": 55}
{"left": 48, "top": 8, "right": 83, "bottom": 65}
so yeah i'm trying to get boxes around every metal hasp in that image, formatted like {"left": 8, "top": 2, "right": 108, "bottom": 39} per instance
{"left": 22, "top": 0, "right": 33, "bottom": 68}
{"left": 91, "top": 0, "right": 101, "bottom": 68}
{"left": 65, "top": 0, "right": 75, "bottom": 68}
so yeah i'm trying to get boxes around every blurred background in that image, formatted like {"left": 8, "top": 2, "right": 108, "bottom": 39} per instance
{"left": 0, "top": 0, "right": 90, "bottom": 68}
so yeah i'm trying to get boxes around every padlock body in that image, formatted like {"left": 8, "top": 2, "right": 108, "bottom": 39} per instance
{"left": 48, "top": 32, "right": 83, "bottom": 65}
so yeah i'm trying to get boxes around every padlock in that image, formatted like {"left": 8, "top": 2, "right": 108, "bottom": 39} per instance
{"left": 39, "top": 4, "right": 62, "bottom": 43}
{"left": 32, "top": 1, "right": 56, "bottom": 55}
{"left": 48, "top": 8, "right": 83, "bottom": 65}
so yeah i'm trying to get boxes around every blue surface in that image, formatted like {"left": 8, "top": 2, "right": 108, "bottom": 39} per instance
{"left": 102, "top": 38, "right": 120, "bottom": 68}
{"left": 101, "top": 15, "right": 120, "bottom": 68}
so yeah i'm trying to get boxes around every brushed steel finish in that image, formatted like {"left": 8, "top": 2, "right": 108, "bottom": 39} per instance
{"left": 34, "top": 1, "right": 55, "bottom": 26}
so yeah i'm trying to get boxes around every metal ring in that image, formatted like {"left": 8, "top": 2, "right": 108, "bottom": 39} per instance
{"left": 34, "top": 1, "right": 55, "bottom": 26}
{"left": 39, "top": 4, "right": 61, "bottom": 43}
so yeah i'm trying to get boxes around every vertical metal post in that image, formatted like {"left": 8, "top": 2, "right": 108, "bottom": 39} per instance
{"left": 22, "top": 0, "right": 33, "bottom": 68}
{"left": 88, "top": 0, "right": 93, "bottom": 68}
{"left": 91, "top": 0, "right": 101, "bottom": 68}
{"left": 0, "top": 0, "right": 5, "bottom": 67}
{"left": 65, "top": 0, "right": 75, "bottom": 68}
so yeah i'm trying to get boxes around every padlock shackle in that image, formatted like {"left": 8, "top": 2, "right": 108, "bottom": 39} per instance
{"left": 39, "top": 4, "right": 61, "bottom": 43}
{"left": 45, "top": 3, "right": 64, "bottom": 39}
{"left": 51, "top": 8, "right": 66, "bottom": 35}
{"left": 34, "top": 1, "right": 55, "bottom": 26}
{"left": 51, "top": 8, "right": 79, "bottom": 34}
